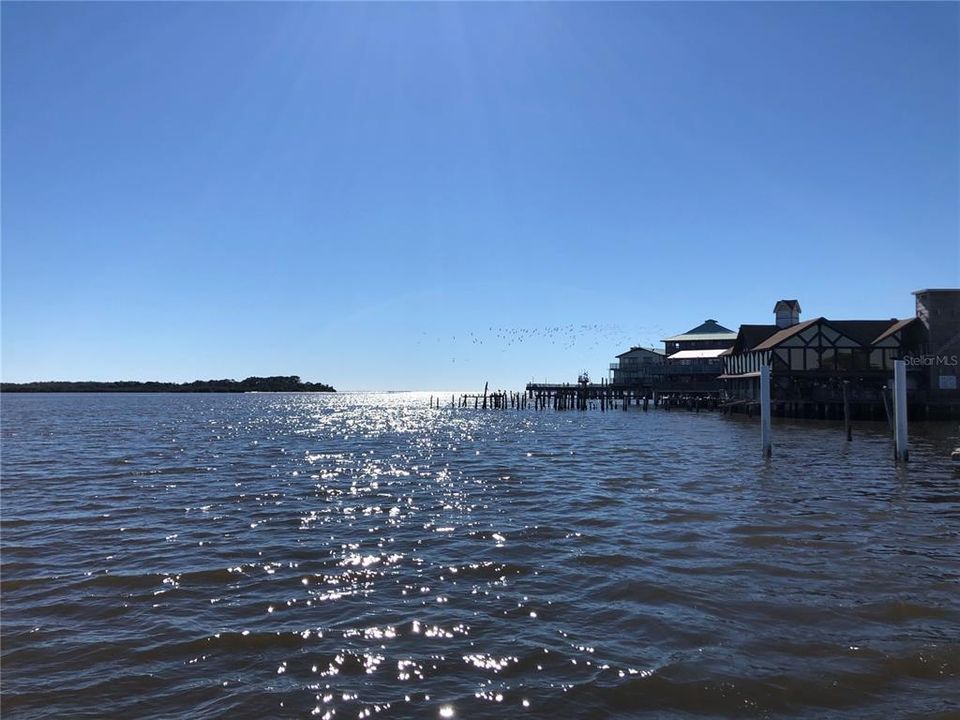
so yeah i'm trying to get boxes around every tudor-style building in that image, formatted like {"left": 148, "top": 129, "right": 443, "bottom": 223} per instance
{"left": 721, "top": 299, "right": 928, "bottom": 403}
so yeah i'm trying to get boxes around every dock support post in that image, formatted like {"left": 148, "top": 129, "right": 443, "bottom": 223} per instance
{"left": 760, "top": 363, "right": 772, "bottom": 458}
{"left": 881, "top": 386, "right": 893, "bottom": 432}
{"left": 894, "top": 360, "right": 909, "bottom": 462}
{"left": 842, "top": 381, "right": 852, "bottom": 441}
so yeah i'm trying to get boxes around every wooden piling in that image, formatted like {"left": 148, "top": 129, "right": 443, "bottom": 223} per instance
{"left": 842, "top": 381, "right": 852, "bottom": 441}
{"left": 894, "top": 360, "right": 909, "bottom": 462}
{"left": 760, "top": 363, "right": 772, "bottom": 458}
{"left": 880, "top": 386, "right": 893, "bottom": 432}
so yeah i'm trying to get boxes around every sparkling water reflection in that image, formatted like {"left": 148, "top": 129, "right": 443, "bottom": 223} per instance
{"left": 2, "top": 392, "right": 959, "bottom": 718}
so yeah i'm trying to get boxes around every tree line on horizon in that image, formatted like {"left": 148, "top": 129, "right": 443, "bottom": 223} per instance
{"left": 0, "top": 375, "right": 336, "bottom": 393}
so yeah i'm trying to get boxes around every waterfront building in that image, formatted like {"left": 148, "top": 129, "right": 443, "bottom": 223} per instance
{"left": 658, "top": 319, "right": 738, "bottom": 394}
{"left": 608, "top": 346, "right": 664, "bottom": 384}
{"left": 719, "top": 293, "right": 960, "bottom": 413}
{"left": 606, "top": 320, "right": 738, "bottom": 394}
{"left": 662, "top": 319, "right": 738, "bottom": 356}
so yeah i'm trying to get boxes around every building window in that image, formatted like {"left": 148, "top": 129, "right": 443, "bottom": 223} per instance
{"left": 836, "top": 348, "right": 854, "bottom": 371}
{"left": 789, "top": 349, "right": 804, "bottom": 371}
{"left": 852, "top": 351, "right": 869, "bottom": 371}
{"left": 821, "top": 349, "right": 836, "bottom": 370}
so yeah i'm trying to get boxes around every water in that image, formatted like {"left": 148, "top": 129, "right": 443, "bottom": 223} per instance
{"left": 2, "top": 392, "right": 959, "bottom": 719}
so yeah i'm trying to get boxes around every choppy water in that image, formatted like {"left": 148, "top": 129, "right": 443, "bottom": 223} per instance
{"left": 2, "top": 392, "right": 959, "bottom": 719}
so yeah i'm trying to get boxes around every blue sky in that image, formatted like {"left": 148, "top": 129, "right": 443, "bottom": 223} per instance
{"left": 2, "top": 2, "right": 957, "bottom": 390}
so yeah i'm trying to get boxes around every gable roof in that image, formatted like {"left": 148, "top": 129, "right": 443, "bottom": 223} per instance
{"left": 746, "top": 317, "right": 906, "bottom": 352}
{"left": 774, "top": 299, "right": 802, "bottom": 313}
{"left": 733, "top": 324, "right": 780, "bottom": 353}
{"left": 750, "top": 318, "right": 822, "bottom": 351}
{"left": 829, "top": 320, "right": 900, "bottom": 346}
{"left": 871, "top": 317, "right": 918, "bottom": 344}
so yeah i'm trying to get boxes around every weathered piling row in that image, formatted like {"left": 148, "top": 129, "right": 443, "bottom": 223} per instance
{"left": 720, "top": 395, "right": 892, "bottom": 422}
{"left": 450, "top": 389, "right": 528, "bottom": 410}
{"left": 436, "top": 377, "right": 958, "bottom": 423}
{"left": 519, "top": 383, "right": 719, "bottom": 413}
{"left": 432, "top": 382, "right": 731, "bottom": 414}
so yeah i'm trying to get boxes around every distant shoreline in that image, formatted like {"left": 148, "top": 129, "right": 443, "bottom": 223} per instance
{"left": 0, "top": 376, "right": 335, "bottom": 394}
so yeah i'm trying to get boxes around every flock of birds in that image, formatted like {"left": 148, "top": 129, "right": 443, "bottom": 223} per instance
{"left": 414, "top": 323, "right": 668, "bottom": 364}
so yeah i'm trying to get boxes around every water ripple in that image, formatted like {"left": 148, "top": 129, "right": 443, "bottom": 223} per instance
{"left": 2, "top": 392, "right": 959, "bottom": 718}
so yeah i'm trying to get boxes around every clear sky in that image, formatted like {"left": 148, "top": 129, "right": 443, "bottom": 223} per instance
{"left": 2, "top": 2, "right": 958, "bottom": 390}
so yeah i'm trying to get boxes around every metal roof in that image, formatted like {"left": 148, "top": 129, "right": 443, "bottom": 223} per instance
{"left": 615, "top": 346, "right": 665, "bottom": 358}
{"left": 662, "top": 332, "right": 739, "bottom": 342}
{"left": 666, "top": 348, "right": 730, "bottom": 360}
{"left": 662, "top": 319, "right": 736, "bottom": 343}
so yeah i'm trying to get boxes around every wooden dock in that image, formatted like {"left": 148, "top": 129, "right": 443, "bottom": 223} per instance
{"left": 427, "top": 380, "right": 959, "bottom": 421}
{"left": 524, "top": 382, "right": 720, "bottom": 411}
{"left": 429, "top": 381, "right": 722, "bottom": 412}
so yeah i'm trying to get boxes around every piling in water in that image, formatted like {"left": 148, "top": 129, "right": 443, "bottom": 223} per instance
{"left": 894, "top": 360, "right": 909, "bottom": 462}
{"left": 843, "top": 381, "right": 852, "bottom": 441}
{"left": 760, "top": 364, "right": 772, "bottom": 458}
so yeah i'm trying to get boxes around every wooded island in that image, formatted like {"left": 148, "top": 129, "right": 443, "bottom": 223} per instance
{"left": 0, "top": 375, "right": 335, "bottom": 393}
